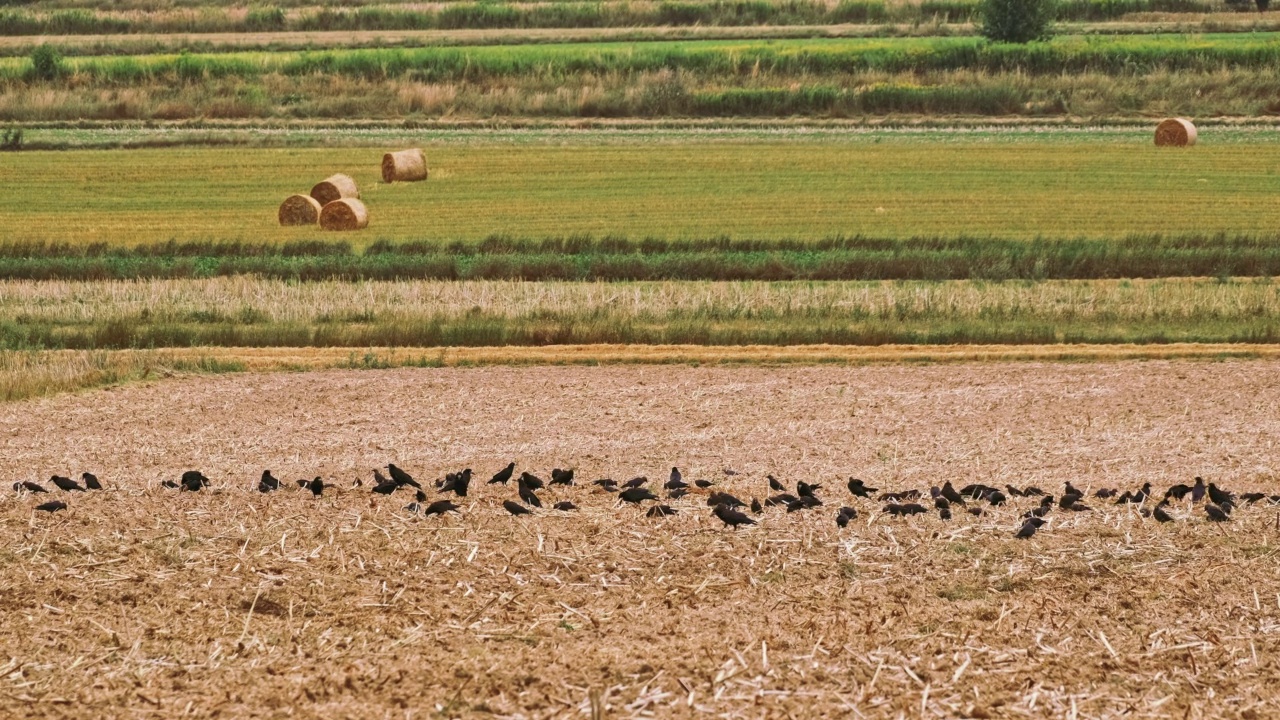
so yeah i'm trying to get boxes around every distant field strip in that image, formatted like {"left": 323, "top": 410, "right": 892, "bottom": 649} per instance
{"left": 5, "top": 277, "right": 1280, "bottom": 349}
{"left": 0, "top": 0, "right": 1233, "bottom": 36}
{"left": 4, "top": 144, "right": 1279, "bottom": 245}
{"left": 7, "top": 34, "right": 1280, "bottom": 79}
{"left": 5, "top": 342, "right": 1278, "bottom": 401}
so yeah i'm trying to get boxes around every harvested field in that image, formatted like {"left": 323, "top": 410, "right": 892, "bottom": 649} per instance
{"left": 2, "top": 361, "right": 1279, "bottom": 717}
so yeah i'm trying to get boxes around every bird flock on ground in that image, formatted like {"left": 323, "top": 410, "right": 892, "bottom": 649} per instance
{"left": 10, "top": 466, "right": 1277, "bottom": 537}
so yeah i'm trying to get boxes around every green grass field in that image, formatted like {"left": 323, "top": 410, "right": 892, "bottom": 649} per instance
{"left": 6, "top": 141, "right": 1279, "bottom": 246}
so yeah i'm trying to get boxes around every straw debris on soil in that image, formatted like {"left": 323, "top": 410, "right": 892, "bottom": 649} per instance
{"left": 2, "top": 361, "right": 1279, "bottom": 717}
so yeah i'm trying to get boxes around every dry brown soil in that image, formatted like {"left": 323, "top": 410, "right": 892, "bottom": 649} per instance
{"left": 1, "top": 361, "right": 1279, "bottom": 718}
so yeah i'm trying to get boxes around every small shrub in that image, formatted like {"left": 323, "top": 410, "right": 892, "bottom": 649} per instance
{"left": 245, "top": 6, "right": 287, "bottom": 30}
{"left": 979, "top": 0, "right": 1055, "bottom": 42}
{"left": 29, "top": 44, "right": 65, "bottom": 81}
{"left": 0, "top": 127, "right": 21, "bottom": 152}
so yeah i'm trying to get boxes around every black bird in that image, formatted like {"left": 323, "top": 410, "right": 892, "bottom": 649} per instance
{"left": 553, "top": 501, "right": 578, "bottom": 511}
{"left": 593, "top": 478, "right": 619, "bottom": 492}
{"left": 1191, "top": 476, "right": 1206, "bottom": 502}
{"left": 713, "top": 504, "right": 756, "bottom": 529}
{"left": 723, "top": 468, "right": 740, "bottom": 476}
{"left": 1132, "top": 482, "right": 1152, "bottom": 504}
{"left": 438, "top": 472, "right": 459, "bottom": 494}
{"left": 769, "top": 475, "right": 787, "bottom": 493}
{"left": 1015, "top": 519, "right": 1043, "bottom": 539}
{"left": 503, "top": 500, "right": 532, "bottom": 516}
{"left": 451, "top": 469, "right": 473, "bottom": 497}
{"left": 984, "top": 490, "right": 1007, "bottom": 506}
{"left": 36, "top": 500, "right": 67, "bottom": 513}
{"left": 489, "top": 462, "right": 516, "bottom": 485}
{"left": 1205, "top": 503, "right": 1230, "bottom": 522}
{"left": 1064, "top": 481, "right": 1084, "bottom": 499}
{"left": 694, "top": 480, "right": 715, "bottom": 489}
{"left": 550, "top": 468, "right": 575, "bottom": 486}
{"left": 14, "top": 481, "right": 48, "bottom": 493}
{"left": 618, "top": 487, "right": 658, "bottom": 505}
{"left": 786, "top": 496, "right": 822, "bottom": 512}
{"left": 1005, "top": 484, "right": 1025, "bottom": 498}
{"left": 967, "top": 507, "right": 986, "bottom": 517}
{"left": 959, "top": 484, "right": 997, "bottom": 501}
{"left": 161, "top": 480, "right": 180, "bottom": 489}
{"left": 81, "top": 472, "right": 102, "bottom": 490}
{"left": 372, "top": 479, "right": 398, "bottom": 495}
{"left": 50, "top": 475, "right": 85, "bottom": 492}
{"left": 621, "top": 476, "right": 647, "bottom": 490}
{"left": 765, "top": 493, "right": 797, "bottom": 507}
{"left": 668, "top": 467, "right": 682, "bottom": 486}
{"left": 415, "top": 489, "right": 427, "bottom": 502}
{"left": 884, "top": 503, "right": 928, "bottom": 517}
{"left": 1021, "top": 486, "right": 1046, "bottom": 497}
{"left": 1029, "top": 501, "right": 1052, "bottom": 519}
{"left": 880, "top": 490, "right": 922, "bottom": 502}
{"left": 664, "top": 473, "right": 689, "bottom": 491}
{"left": 930, "top": 486, "right": 942, "bottom": 499}
{"left": 706, "top": 491, "right": 746, "bottom": 508}
{"left": 647, "top": 505, "right": 677, "bottom": 518}
{"left": 258, "top": 470, "right": 280, "bottom": 493}
{"left": 797, "top": 481, "right": 822, "bottom": 498}
{"left": 1240, "top": 492, "right": 1267, "bottom": 505}
{"left": 940, "top": 482, "right": 965, "bottom": 505}
{"left": 180, "top": 471, "right": 209, "bottom": 492}
{"left": 1165, "top": 482, "right": 1192, "bottom": 501}
{"left": 1059, "top": 492, "right": 1083, "bottom": 510}
{"left": 1207, "top": 483, "right": 1234, "bottom": 507}
{"left": 836, "top": 506, "right": 858, "bottom": 528}
{"left": 935, "top": 497, "right": 951, "bottom": 511}
{"left": 1113, "top": 491, "right": 1134, "bottom": 504}
{"left": 374, "top": 469, "right": 394, "bottom": 488}
{"left": 520, "top": 472, "right": 545, "bottom": 490}
{"left": 1153, "top": 502, "right": 1174, "bottom": 523}
{"left": 847, "top": 478, "right": 877, "bottom": 498}
{"left": 1095, "top": 488, "right": 1119, "bottom": 499}
{"left": 518, "top": 478, "right": 543, "bottom": 508}
{"left": 305, "top": 477, "right": 325, "bottom": 496}
{"left": 424, "top": 499, "right": 460, "bottom": 516}
{"left": 938, "top": 506, "right": 952, "bottom": 521}
{"left": 387, "top": 464, "right": 422, "bottom": 489}
{"left": 668, "top": 488, "right": 689, "bottom": 500}
{"left": 1062, "top": 497, "right": 1092, "bottom": 512}
{"left": 750, "top": 498, "right": 763, "bottom": 514}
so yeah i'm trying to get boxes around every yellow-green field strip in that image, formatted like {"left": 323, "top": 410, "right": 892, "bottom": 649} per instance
{"left": 5, "top": 142, "right": 1280, "bottom": 245}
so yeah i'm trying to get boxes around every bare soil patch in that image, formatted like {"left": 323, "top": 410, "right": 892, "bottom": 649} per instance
{"left": 2, "top": 362, "right": 1279, "bottom": 718}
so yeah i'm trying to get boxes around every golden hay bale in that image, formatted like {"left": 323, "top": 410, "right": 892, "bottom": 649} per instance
{"left": 319, "top": 198, "right": 369, "bottom": 231}
{"left": 1154, "top": 118, "right": 1197, "bottom": 147}
{"left": 381, "top": 148, "right": 428, "bottom": 183}
{"left": 277, "top": 194, "right": 322, "bottom": 226}
{"left": 310, "top": 173, "right": 360, "bottom": 206}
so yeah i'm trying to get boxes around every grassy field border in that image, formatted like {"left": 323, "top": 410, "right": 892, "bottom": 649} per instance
{"left": 6, "top": 342, "right": 1277, "bottom": 403}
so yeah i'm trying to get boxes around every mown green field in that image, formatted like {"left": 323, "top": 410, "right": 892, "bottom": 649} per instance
{"left": 5, "top": 141, "right": 1279, "bottom": 246}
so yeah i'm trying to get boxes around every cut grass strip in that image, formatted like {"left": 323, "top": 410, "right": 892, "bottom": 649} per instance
{"left": 5, "top": 343, "right": 1276, "bottom": 402}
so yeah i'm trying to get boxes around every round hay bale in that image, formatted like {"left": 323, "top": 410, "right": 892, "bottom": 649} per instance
{"left": 382, "top": 148, "right": 428, "bottom": 183}
{"left": 319, "top": 198, "right": 369, "bottom": 231}
{"left": 277, "top": 194, "right": 322, "bottom": 226}
{"left": 1154, "top": 118, "right": 1197, "bottom": 147}
{"left": 310, "top": 173, "right": 360, "bottom": 206}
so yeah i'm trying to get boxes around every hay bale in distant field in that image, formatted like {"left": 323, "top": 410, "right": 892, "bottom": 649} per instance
{"left": 319, "top": 198, "right": 368, "bottom": 231}
{"left": 277, "top": 194, "right": 322, "bottom": 226}
{"left": 1154, "top": 118, "right": 1197, "bottom": 147}
{"left": 310, "top": 173, "right": 360, "bottom": 205}
{"left": 382, "top": 148, "right": 428, "bottom": 183}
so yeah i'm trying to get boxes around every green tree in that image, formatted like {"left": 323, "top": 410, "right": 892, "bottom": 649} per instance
{"left": 979, "top": 0, "right": 1056, "bottom": 43}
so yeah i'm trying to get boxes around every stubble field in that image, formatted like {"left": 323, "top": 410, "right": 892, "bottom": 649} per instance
{"left": 2, "top": 361, "right": 1279, "bottom": 718}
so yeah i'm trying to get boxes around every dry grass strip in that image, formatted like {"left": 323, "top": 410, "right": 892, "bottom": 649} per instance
{"left": 1, "top": 361, "right": 1279, "bottom": 717}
